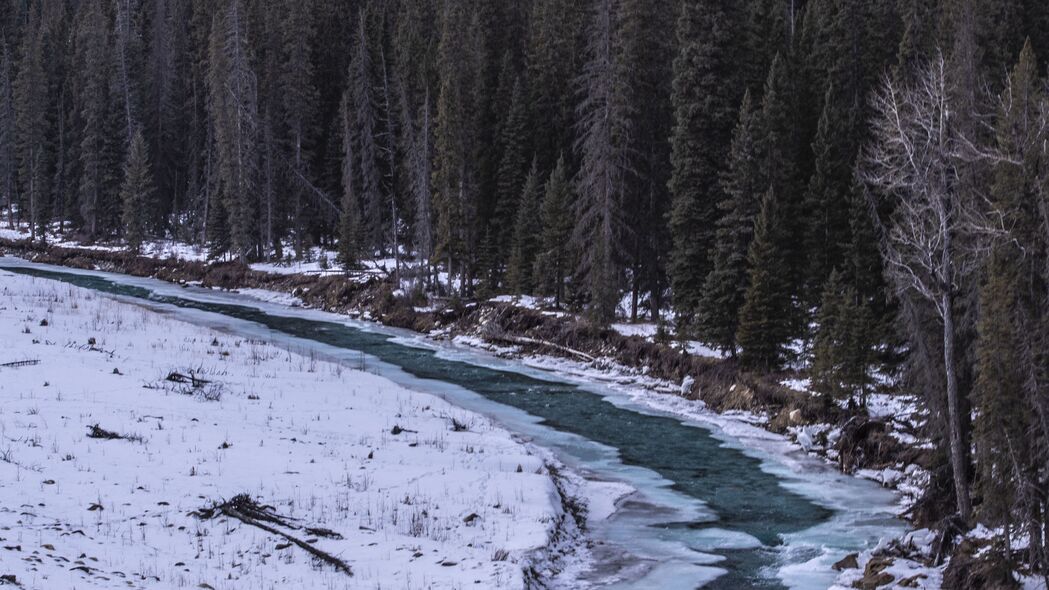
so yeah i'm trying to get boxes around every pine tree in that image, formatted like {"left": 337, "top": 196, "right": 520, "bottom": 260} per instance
{"left": 207, "top": 0, "right": 259, "bottom": 262}
{"left": 802, "top": 86, "right": 859, "bottom": 297}
{"left": 895, "top": 0, "right": 937, "bottom": 80}
{"left": 574, "top": 0, "right": 630, "bottom": 323}
{"left": 74, "top": 0, "right": 114, "bottom": 241}
{"left": 113, "top": 0, "right": 145, "bottom": 144}
{"left": 491, "top": 77, "right": 528, "bottom": 270}
{"left": 121, "top": 129, "right": 155, "bottom": 253}
{"left": 973, "top": 251, "right": 1029, "bottom": 529}
{"left": 737, "top": 188, "right": 793, "bottom": 371}
{"left": 14, "top": 7, "right": 50, "bottom": 241}
{"left": 404, "top": 86, "right": 434, "bottom": 283}
{"left": 755, "top": 52, "right": 806, "bottom": 333}
{"left": 338, "top": 86, "right": 361, "bottom": 270}
{"left": 536, "top": 153, "right": 573, "bottom": 307}
{"left": 698, "top": 91, "right": 762, "bottom": 354}
{"left": 144, "top": 0, "right": 189, "bottom": 233}
{"left": 526, "top": 0, "right": 586, "bottom": 173}
{"left": 973, "top": 40, "right": 1044, "bottom": 537}
{"left": 843, "top": 180, "right": 889, "bottom": 322}
{"left": 0, "top": 41, "right": 16, "bottom": 229}
{"left": 617, "top": 0, "right": 674, "bottom": 323}
{"left": 350, "top": 12, "right": 382, "bottom": 252}
{"left": 506, "top": 159, "right": 543, "bottom": 293}
{"left": 668, "top": 0, "right": 743, "bottom": 329}
{"left": 810, "top": 270, "right": 875, "bottom": 403}
{"left": 279, "top": 0, "right": 318, "bottom": 257}
{"left": 434, "top": 1, "right": 485, "bottom": 294}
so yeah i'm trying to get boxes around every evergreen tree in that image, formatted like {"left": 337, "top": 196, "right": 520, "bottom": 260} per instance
{"left": 207, "top": 0, "right": 259, "bottom": 262}
{"left": 74, "top": 0, "right": 115, "bottom": 240}
{"left": 337, "top": 85, "right": 361, "bottom": 270}
{"left": 144, "top": 0, "right": 189, "bottom": 232}
{"left": 506, "top": 159, "right": 542, "bottom": 293}
{"left": 618, "top": 0, "right": 674, "bottom": 323}
{"left": 755, "top": 52, "right": 807, "bottom": 332}
{"left": 973, "top": 40, "right": 1045, "bottom": 540}
{"left": 113, "top": 0, "right": 145, "bottom": 144}
{"left": 574, "top": 0, "right": 630, "bottom": 323}
{"left": 536, "top": 153, "right": 573, "bottom": 308}
{"left": 802, "top": 86, "right": 859, "bottom": 297}
{"left": 434, "top": 1, "right": 485, "bottom": 294}
{"left": 0, "top": 41, "right": 16, "bottom": 228}
{"left": 668, "top": 0, "right": 743, "bottom": 329}
{"left": 842, "top": 180, "right": 889, "bottom": 324}
{"left": 121, "top": 128, "right": 155, "bottom": 253}
{"left": 737, "top": 188, "right": 793, "bottom": 371}
{"left": 526, "top": 0, "right": 585, "bottom": 173}
{"left": 973, "top": 251, "right": 1029, "bottom": 529}
{"left": 810, "top": 270, "right": 875, "bottom": 403}
{"left": 279, "top": 0, "right": 318, "bottom": 257}
{"left": 491, "top": 77, "right": 529, "bottom": 270}
{"left": 14, "top": 7, "right": 50, "bottom": 240}
{"left": 349, "top": 12, "right": 382, "bottom": 251}
{"left": 697, "top": 91, "right": 763, "bottom": 354}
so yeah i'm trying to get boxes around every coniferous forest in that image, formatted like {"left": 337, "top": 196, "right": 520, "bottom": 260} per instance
{"left": 2, "top": 0, "right": 1049, "bottom": 581}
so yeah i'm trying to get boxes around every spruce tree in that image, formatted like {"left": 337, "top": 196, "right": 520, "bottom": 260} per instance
{"left": 574, "top": 0, "right": 630, "bottom": 323}
{"left": 338, "top": 88, "right": 361, "bottom": 270}
{"left": 491, "top": 77, "right": 529, "bottom": 270}
{"left": 754, "top": 52, "right": 806, "bottom": 333}
{"left": 350, "top": 12, "right": 382, "bottom": 252}
{"left": 506, "top": 159, "right": 543, "bottom": 294}
{"left": 737, "top": 188, "right": 793, "bottom": 371}
{"left": 802, "top": 86, "right": 858, "bottom": 298}
{"left": 526, "top": 0, "right": 586, "bottom": 173}
{"left": 279, "top": 0, "right": 319, "bottom": 257}
{"left": 536, "top": 154, "right": 573, "bottom": 308}
{"left": 207, "top": 0, "right": 259, "bottom": 262}
{"left": 810, "top": 270, "right": 875, "bottom": 404}
{"left": 433, "top": 1, "right": 485, "bottom": 294}
{"left": 973, "top": 251, "right": 1029, "bottom": 528}
{"left": 698, "top": 91, "right": 762, "bottom": 354}
{"left": 121, "top": 129, "right": 156, "bottom": 253}
{"left": 74, "top": 0, "right": 114, "bottom": 241}
{"left": 0, "top": 41, "right": 16, "bottom": 229}
{"left": 973, "top": 40, "right": 1044, "bottom": 533}
{"left": 618, "top": 0, "right": 674, "bottom": 322}
{"left": 668, "top": 0, "right": 743, "bottom": 330}
{"left": 14, "top": 7, "right": 50, "bottom": 241}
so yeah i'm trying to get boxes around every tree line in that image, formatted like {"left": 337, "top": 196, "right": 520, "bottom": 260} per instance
{"left": 0, "top": 0, "right": 1048, "bottom": 573}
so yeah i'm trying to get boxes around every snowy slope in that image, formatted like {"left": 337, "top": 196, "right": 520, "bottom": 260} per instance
{"left": 0, "top": 270, "right": 563, "bottom": 589}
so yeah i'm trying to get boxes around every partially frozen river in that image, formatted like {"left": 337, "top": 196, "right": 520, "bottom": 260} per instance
{"left": 1, "top": 259, "right": 904, "bottom": 589}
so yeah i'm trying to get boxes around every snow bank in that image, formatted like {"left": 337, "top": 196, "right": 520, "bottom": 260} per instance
{"left": 0, "top": 270, "right": 562, "bottom": 589}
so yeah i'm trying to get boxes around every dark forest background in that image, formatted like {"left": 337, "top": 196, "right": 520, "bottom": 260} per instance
{"left": 1, "top": 0, "right": 1049, "bottom": 577}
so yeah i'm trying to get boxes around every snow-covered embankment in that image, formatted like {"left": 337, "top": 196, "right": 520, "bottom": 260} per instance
{"left": 0, "top": 270, "right": 565, "bottom": 589}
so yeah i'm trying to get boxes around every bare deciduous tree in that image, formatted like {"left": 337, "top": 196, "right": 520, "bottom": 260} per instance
{"left": 863, "top": 53, "right": 982, "bottom": 521}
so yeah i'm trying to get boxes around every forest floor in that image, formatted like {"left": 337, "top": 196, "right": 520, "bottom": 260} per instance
{"left": 0, "top": 268, "right": 584, "bottom": 590}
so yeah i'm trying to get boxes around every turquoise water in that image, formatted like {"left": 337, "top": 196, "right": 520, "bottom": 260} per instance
{"left": 0, "top": 263, "right": 902, "bottom": 589}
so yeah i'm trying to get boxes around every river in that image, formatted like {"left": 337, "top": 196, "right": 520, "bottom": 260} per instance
{"left": 0, "top": 259, "right": 904, "bottom": 589}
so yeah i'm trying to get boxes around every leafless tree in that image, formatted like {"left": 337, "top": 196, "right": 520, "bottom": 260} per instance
{"left": 862, "top": 52, "right": 990, "bottom": 521}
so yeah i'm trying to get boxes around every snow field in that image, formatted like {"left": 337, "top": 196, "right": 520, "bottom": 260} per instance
{"left": 0, "top": 270, "right": 562, "bottom": 589}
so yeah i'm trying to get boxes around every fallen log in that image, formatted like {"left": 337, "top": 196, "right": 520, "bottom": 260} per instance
{"left": 0, "top": 360, "right": 40, "bottom": 369}
{"left": 194, "top": 495, "right": 352, "bottom": 576}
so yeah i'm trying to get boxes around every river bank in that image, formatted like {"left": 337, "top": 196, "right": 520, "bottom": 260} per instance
{"left": 0, "top": 236, "right": 939, "bottom": 588}
{"left": 0, "top": 268, "right": 589, "bottom": 589}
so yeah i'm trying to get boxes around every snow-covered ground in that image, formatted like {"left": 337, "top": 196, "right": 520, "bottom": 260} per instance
{"left": 0, "top": 270, "right": 565, "bottom": 589}
{"left": 0, "top": 225, "right": 209, "bottom": 262}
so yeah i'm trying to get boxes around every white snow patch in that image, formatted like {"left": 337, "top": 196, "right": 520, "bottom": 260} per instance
{"left": 0, "top": 270, "right": 562, "bottom": 590}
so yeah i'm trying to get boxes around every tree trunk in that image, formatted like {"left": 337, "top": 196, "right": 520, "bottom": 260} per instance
{"left": 942, "top": 290, "right": 972, "bottom": 521}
